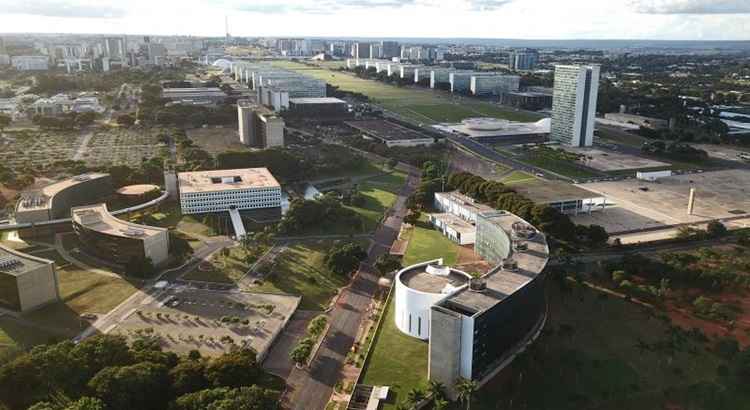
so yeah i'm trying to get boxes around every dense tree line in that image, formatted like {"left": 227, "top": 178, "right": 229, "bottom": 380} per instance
{"left": 0, "top": 335, "right": 279, "bottom": 410}
{"left": 32, "top": 112, "right": 98, "bottom": 130}
{"left": 31, "top": 70, "right": 188, "bottom": 96}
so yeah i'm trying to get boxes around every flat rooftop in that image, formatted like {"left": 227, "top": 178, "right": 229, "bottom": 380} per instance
{"left": 289, "top": 97, "right": 347, "bottom": 105}
{"left": 72, "top": 203, "right": 166, "bottom": 239}
{"left": 440, "top": 212, "right": 549, "bottom": 315}
{"left": 178, "top": 168, "right": 281, "bottom": 194}
{"left": 433, "top": 118, "right": 550, "bottom": 139}
{"left": 0, "top": 245, "right": 53, "bottom": 276}
{"left": 429, "top": 213, "right": 475, "bottom": 234}
{"left": 513, "top": 180, "right": 604, "bottom": 204}
{"left": 436, "top": 191, "right": 495, "bottom": 215}
{"left": 400, "top": 266, "right": 469, "bottom": 293}
{"left": 346, "top": 120, "right": 432, "bottom": 142}
{"left": 16, "top": 173, "right": 110, "bottom": 213}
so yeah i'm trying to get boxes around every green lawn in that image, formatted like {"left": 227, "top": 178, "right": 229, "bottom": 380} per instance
{"left": 463, "top": 283, "right": 743, "bottom": 410}
{"left": 347, "top": 171, "right": 407, "bottom": 231}
{"left": 361, "top": 295, "right": 429, "bottom": 410}
{"left": 402, "top": 218, "right": 460, "bottom": 266}
{"left": 181, "top": 246, "right": 253, "bottom": 284}
{"left": 22, "top": 254, "right": 140, "bottom": 337}
{"left": 270, "top": 61, "right": 542, "bottom": 124}
{"left": 512, "top": 146, "right": 602, "bottom": 180}
{"left": 0, "top": 317, "right": 59, "bottom": 360}
{"left": 254, "top": 241, "right": 348, "bottom": 311}
{"left": 500, "top": 171, "right": 537, "bottom": 185}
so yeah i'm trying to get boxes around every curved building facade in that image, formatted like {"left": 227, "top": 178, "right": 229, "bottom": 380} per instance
{"left": 394, "top": 261, "right": 470, "bottom": 340}
{"left": 419, "top": 210, "right": 549, "bottom": 399}
{"left": 71, "top": 203, "right": 169, "bottom": 267}
{"left": 15, "top": 173, "right": 113, "bottom": 224}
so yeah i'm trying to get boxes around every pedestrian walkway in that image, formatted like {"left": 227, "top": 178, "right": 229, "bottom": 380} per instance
{"left": 228, "top": 208, "right": 246, "bottom": 238}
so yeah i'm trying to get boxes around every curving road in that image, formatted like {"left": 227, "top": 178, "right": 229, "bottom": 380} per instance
{"left": 282, "top": 168, "right": 420, "bottom": 410}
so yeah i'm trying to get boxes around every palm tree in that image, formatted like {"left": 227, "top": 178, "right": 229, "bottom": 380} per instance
{"left": 407, "top": 387, "right": 425, "bottom": 405}
{"left": 434, "top": 398, "right": 449, "bottom": 410}
{"left": 455, "top": 377, "right": 478, "bottom": 410}
{"left": 394, "top": 402, "right": 411, "bottom": 410}
{"left": 427, "top": 380, "right": 446, "bottom": 401}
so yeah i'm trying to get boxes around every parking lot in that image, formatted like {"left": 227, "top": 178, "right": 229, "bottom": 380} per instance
{"left": 111, "top": 287, "right": 300, "bottom": 359}
{"left": 578, "top": 169, "right": 750, "bottom": 229}
{"left": 559, "top": 146, "right": 671, "bottom": 172}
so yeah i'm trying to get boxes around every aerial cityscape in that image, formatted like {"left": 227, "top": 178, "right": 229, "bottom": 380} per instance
{"left": 1, "top": 1, "right": 750, "bottom": 410}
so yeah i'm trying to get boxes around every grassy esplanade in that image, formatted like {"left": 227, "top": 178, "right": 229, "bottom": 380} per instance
{"left": 270, "top": 61, "right": 542, "bottom": 124}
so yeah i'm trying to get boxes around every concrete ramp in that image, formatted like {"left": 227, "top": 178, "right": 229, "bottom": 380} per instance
{"left": 228, "top": 208, "right": 246, "bottom": 239}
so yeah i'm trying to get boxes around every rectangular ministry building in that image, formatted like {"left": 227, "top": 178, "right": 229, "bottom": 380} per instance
{"left": 0, "top": 245, "right": 60, "bottom": 312}
{"left": 551, "top": 65, "right": 600, "bottom": 147}
{"left": 178, "top": 168, "right": 282, "bottom": 215}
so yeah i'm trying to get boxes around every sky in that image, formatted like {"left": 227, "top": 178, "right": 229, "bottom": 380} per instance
{"left": 0, "top": 0, "right": 749, "bottom": 40}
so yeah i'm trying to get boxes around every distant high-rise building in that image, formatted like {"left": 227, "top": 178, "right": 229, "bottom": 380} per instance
{"left": 551, "top": 65, "right": 600, "bottom": 147}
{"left": 381, "top": 41, "right": 400, "bottom": 59}
{"left": 238, "top": 100, "right": 285, "bottom": 149}
{"left": 508, "top": 49, "right": 539, "bottom": 71}
{"left": 104, "top": 37, "right": 126, "bottom": 59}
{"left": 353, "top": 42, "right": 371, "bottom": 59}
{"left": 369, "top": 43, "right": 382, "bottom": 59}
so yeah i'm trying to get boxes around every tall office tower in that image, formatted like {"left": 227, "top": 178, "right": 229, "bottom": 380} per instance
{"left": 237, "top": 100, "right": 285, "bottom": 149}
{"left": 381, "top": 41, "right": 400, "bottom": 59}
{"left": 551, "top": 65, "right": 600, "bottom": 147}
{"left": 508, "top": 50, "right": 538, "bottom": 71}
{"left": 369, "top": 43, "right": 382, "bottom": 59}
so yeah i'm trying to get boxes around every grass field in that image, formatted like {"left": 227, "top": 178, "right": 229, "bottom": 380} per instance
{"left": 254, "top": 241, "right": 348, "bottom": 311}
{"left": 360, "top": 295, "right": 429, "bottom": 410}
{"left": 500, "top": 171, "right": 537, "bottom": 185}
{"left": 402, "top": 218, "right": 460, "bottom": 266}
{"left": 181, "top": 247, "right": 253, "bottom": 284}
{"left": 509, "top": 146, "right": 602, "bottom": 180}
{"left": 347, "top": 171, "right": 407, "bottom": 231}
{"left": 461, "top": 283, "right": 745, "bottom": 410}
{"left": 269, "top": 61, "right": 541, "bottom": 124}
{"left": 21, "top": 251, "right": 141, "bottom": 338}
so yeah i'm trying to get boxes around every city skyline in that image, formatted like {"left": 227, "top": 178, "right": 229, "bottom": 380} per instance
{"left": 0, "top": 0, "right": 749, "bottom": 41}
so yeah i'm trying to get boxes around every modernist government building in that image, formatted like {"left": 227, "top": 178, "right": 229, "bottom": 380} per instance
{"left": 395, "top": 193, "right": 549, "bottom": 398}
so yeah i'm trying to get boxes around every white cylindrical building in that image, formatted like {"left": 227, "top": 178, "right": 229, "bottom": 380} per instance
{"left": 394, "top": 259, "right": 471, "bottom": 340}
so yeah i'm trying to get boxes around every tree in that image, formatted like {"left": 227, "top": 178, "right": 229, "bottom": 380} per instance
{"left": 204, "top": 348, "right": 260, "bottom": 388}
{"left": 374, "top": 254, "right": 402, "bottom": 276}
{"left": 433, "top": 398, "right": 449, "bottom": 410}
{"left": 707, "top": 221, "right": 728, "bottom": 238}
{"left": 172, "top": 386, "right": 278, "bottom": 410}
{"left": 0, "top": 113, "right": 11, "bottom": 134}
{"left": 455, "top": 377, "right": 478, "bottom": 410}
{"left": 87, "top": 362, "right": 170, "bottom": 410}
{"left": 65, "top": 397, "right": 106, "bottom": 410}
{"left": 324, "top": 242, "right": 367, "bottom": 275}
{"left": 289, "top": 338, "right": 314, "bottom": 366}
{"left": 169, "top": 360, "right": 209, "bottom": 397}
{"left": 403, "top": 210, "right": 421, "bottom": 226}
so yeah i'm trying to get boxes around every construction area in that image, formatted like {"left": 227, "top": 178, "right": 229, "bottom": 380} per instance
{"left": 575, "top": 169, "right": 750, "bottom": 232}
{"left": 109, "top": 287, "right": 300, "bottom": 359}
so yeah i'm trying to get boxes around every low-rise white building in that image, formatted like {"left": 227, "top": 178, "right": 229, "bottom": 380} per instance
{"left": 178, "top": 168, "right": 282, "bottom": 215}
{"left": 434, "top": 191, "right": 494, "bottom": 223}
{"left": 427, "top": 213, "right": 477, "bottom": 245}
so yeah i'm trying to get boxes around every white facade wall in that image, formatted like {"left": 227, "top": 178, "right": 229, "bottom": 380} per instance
{"left": 394, "top": 260, "right": 470, "bottom": 340}
{"left": 449, "top": 72, "right": 473, "bottom": 93}
{"left": 637, "top": 170, "right": 672, "bottom": 181}
{"left": 470, "top": 75, "right": 521, "bottom": 96}
{"left": 434, "top": 193, "right": 481, "bottom": 222}
{"left": 430, "top": 69, "right": 452, "bottom": 88}
{"left": 459, "top": 316, "right": 475, "bottom": 379}
{"left": 179, "top": 187, "right": 282, "bottom": 215}
{"left": 414, "top": 68, "right": 431, "bottom": 83}
{"left": 384, "top": 138, "right": 434, "bottom": 148}
{"left": 11, "top": 56, "right": 49, "bottom": 71}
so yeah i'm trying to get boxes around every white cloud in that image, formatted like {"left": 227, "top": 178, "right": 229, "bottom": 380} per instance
{"left": 629, "top": 0, "right": 750, "bottom": 14}
{"left": 0, "top": 0, "right": 748, "bottom": 40}
{"left": 0, "top": 0, "right": 125, "bottom": 18}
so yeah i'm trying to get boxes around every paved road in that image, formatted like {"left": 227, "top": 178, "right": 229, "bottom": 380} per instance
{"left": 283, "top": 169, "right": 420, "bottom": 410}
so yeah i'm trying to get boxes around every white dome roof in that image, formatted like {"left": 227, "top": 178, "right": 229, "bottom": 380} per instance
{"left": 212, "top": 59, "right": 233, "bottom": 71}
